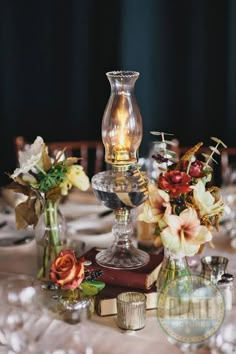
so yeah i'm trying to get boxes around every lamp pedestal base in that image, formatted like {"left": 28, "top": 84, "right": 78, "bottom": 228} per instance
{"left": 92, "top": 168, "right": 150, "bottom": 270}
{"left": 96, "top": 243, "right": 150, "bottom": 270}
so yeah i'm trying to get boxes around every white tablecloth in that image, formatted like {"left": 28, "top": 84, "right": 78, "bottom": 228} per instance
{"left": 0, "top": 196, "right": 235, "bottom": 354}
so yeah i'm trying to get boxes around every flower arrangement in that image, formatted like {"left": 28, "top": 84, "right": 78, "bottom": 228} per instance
{"left": 8, "top": 136, "right": 90, "bottom": 229}
{"left": 139, "top": 133, "right": 226, "bottom": 257}
{"left": 7, "top": 136, "right": 90, "bottom": 281}
{"left": 50, "top": 249, "right": 105, "bottom": 298}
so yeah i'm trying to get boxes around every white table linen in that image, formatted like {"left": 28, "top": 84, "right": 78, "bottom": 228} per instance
{"left": 0, "top": 193, "right": 235, "bottom": 354}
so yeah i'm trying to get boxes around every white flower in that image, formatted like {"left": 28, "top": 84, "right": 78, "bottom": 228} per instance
{"left": 161, "top": 208, "right": 212, "bottom": 256}
{"left": 191, "top": 179, "right": 225, "bottom": 218}
{"left": 60, "top": 165, "right": 90, "bottom": 195}
{"left": 11, "top": 136, "right": 45, "bottom": 179}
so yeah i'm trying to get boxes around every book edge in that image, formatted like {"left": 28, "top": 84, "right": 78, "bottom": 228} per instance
{"left": 95, "top": 290, "right": 158, "bottom": 316}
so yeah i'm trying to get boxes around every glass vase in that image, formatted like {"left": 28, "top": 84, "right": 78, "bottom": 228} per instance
{"left": 156, "top": 247, "right": 191, "bottom": 291}
{"left": 57, "top": 289, "right": 93, "bottom": 324}
{"left": 35, "top": 199, "right": 67, "bottom": 285}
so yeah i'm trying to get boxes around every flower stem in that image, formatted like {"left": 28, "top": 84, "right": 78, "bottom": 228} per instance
{"left": 37, "top": 199, "right": 62, "bottom": 280}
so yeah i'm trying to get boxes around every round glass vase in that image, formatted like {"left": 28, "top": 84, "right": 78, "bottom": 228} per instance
{"left": 35, "top": 199, "right": 67, "bottom": 285}
{"left": 156, "top": 247, "right": 191, "bottom": 292}
{"left": 57, "top": 289, "right": 94, "bottom": 324}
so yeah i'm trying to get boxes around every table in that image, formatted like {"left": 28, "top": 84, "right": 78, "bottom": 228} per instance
{"left": 0, "top": 191, "right": 235, "bottom": 354}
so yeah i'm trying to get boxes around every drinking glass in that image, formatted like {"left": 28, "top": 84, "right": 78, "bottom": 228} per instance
{"left": 0, "top": 273, "right": 47, "bottom": 353}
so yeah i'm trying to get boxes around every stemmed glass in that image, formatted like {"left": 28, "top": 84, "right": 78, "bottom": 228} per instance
{"left": 0, "top": 273, "right": 49, "bottom": 353}
{"left": 39, "top": 309, "right": 94, "bottom": 354}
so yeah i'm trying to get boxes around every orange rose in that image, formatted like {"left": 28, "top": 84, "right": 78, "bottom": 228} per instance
{"left": 50, "top": 250, "right": 84, "bottom": 290}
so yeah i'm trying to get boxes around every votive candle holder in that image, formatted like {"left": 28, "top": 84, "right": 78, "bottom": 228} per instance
{"left": 116, "top": 291, "right": 146, "bottom": 330}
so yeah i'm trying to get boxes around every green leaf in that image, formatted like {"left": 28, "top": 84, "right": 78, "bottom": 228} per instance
{"left": 80, "top": 282, "right": 99, "bottom": 296}
{"left": 38, "top": 165, "right": 67, "bottom": 192}
{"left": 83, "top": 281, "right": 105, "bottom": 291}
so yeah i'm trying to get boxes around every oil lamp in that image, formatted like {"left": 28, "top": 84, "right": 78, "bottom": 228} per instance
{"left": 92, "top": 71, "right": 150, "bottom": 269}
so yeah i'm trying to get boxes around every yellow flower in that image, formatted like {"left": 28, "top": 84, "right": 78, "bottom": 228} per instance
{"left": 60, "top": 165, "right": 90, "bottom": 195}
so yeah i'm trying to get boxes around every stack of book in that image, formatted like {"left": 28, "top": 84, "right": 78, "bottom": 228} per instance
{"left": 80, "top": 248, "right": 163, "bottom": 316}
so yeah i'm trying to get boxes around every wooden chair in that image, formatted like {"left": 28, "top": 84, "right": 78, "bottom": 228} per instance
{"left": 220, "top": 148, "right": 236, "bottom": 185}
{"left": 14, "top": 136, "right": 105, "bottom": 178}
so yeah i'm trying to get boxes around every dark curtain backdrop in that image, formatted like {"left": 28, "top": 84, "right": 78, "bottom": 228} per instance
{"left": 0, "top": 0, "right": 236, "bottom": 186}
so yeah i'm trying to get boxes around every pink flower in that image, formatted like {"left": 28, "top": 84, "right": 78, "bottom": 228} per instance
{"left": 158, "top": 170, "right": 192, "bottom": 197}
{"left": 50, "top": 250, "right": 84, "bottom": 290}
{"left": 161, "top": 208, "right": 212, "bottom": 256}
{"left": 138, "top": 183, "right": 170, "bottom": 224}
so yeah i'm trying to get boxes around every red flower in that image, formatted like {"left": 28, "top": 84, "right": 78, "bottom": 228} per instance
{"left": 158, "top": 170, "right": 192, "bottom": 197}
{"left": 50, "top": 250, "right": 84, "bottom": 290}
{"left": 189, "top": 160, "right": 204, "bottom": 178}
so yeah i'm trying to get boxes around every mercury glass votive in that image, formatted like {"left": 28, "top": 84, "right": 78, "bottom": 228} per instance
{"left": 116, "top": 292, "right": 146, "bottom": 330}
{"left": 200, "top": 256, "right": 229, "bottom": 284}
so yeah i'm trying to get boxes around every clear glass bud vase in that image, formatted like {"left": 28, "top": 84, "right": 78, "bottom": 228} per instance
{"left": 35, "top": 199, "right": 67, "bottom": 284}
{"left": 156, "top": 247, "right": 191, "bottom": 291}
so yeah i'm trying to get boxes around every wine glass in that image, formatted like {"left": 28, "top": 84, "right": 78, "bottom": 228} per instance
{"left": 0, "top": 273, "right": 48, "bottom": 353}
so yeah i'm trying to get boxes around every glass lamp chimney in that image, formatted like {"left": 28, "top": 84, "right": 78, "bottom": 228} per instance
{"left": 102, "top": 71, "right": 143, "bottom": 166}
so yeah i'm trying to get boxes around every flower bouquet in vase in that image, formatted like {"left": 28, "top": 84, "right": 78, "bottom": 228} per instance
{"left": 49, "top": 249, "right": 105, "bottom": 323}
{"left": 139, "top": 132, "right": 226, "bottom": 291}
{"left": 8, "top": 136, "right": 90, "bottom": 285}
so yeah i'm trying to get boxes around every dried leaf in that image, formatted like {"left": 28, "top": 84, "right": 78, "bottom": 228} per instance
{"left": 15, "top": 200, "right": 38, "bottom": 229}
{"left": 211, "top": 137, "right": 227, "bottom": 148}
{"left": 209, "top": 146, "right": 220, "bottom": 155}
{"left": 53, "top": 148, "right": 67, "bottom": 164}
{"left": 150, "top": 131, "right": 174, "bottom": 136}
{"left": 202, "top": 153, "right": 210, "bottom": 160}
{"left": 6, "top": 182, "right": 31, "bottom": 196}
{"left": 63, "top": 157, "right": 80, "bottom": 166}
{"left": 41, "top": 144, "right": 52, "bottom": 172}
{"left": 211, "top": 157, "right": 218, "bottom": 164}
{"left": 164, "top": 139, "right": 178, "bottom": 146}
{"left": 180, "top": 142, "right": 203, "bottom": 161}
{"left": 34, "top": 197, "right": 43, "bottom": 221}
{"left": 45, "top": 186, "right": 61, "bottom": 202}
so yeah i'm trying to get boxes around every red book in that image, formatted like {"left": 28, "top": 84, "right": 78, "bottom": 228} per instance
{"left": 80, "top": 247, "right": 163, "bottom": 290}
{"left": 95, "top": 284, "right": 158, "bottom": 316}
